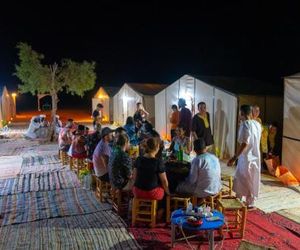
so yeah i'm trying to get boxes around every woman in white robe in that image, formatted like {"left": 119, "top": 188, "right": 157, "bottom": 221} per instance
{"left": 228, "top": 105, "right": 262, "bottom": 207}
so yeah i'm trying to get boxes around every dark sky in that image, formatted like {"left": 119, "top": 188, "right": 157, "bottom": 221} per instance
{"left": 1, "top": 1, "right": 300, "bottom": 109}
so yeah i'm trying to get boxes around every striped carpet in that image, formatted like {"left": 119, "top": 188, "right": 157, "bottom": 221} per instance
{"left": 0, "top": 210, "right": 141, "bottom": 249}
{"left": 0, "top": 171, "right": 81, "bottom": 195}
{"left": 22, "top": 155, "right": 60, "bottom": 166}
{"left": 0, "top": 188, "right": 111, "bottom": 226}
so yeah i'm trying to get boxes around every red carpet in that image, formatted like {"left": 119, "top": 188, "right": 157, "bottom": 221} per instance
{"left": 129, "top": 210, "right": 300, "bottom": 249}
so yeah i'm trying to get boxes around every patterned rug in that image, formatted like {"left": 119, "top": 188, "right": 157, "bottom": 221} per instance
{"left": 0, "top": 188, "right": 111, "bottom": 226}
{"left": 0, "top": 156, "right": 23, "bottom": 179}
{"left": 20, "top": 155, "right": 65, "bottom": 174}
{"left": 0, "top": 140, "right": 39, "bottom": 157}
{"left": 0, "top": 171, "right": 80, "bottom": 195}
{"left": 0, "top": 210, "right": 141, "bottom": 250}
{"left": 22, "top": 155, "right": 60, "bottom": 166}
{"left": 130, "top": 210, "right": 300, "bottom": 250}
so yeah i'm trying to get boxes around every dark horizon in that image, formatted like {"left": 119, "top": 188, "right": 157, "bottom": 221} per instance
{"left": 1, "top": 1, "right": 300, "bottom": 109}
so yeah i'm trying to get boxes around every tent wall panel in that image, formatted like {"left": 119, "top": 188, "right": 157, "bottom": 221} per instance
{"left": 1, "top": 87, "right": 14, "bottom": 123}
{"left": 282, "top": 138, "right": 300, "bottom": 181}
{"left": 143, "top": 95, "right": 155, "bottom": 125}
{"left": 154, "top": 90, "right": 167, "bottom": 139}
{"left": 265, "top": 96, "right": 283, "bottom": 127}
{"left": 282, "top": 78, "right": 300, "bottom": 180}
{"left": 214, "top": 89, "right": 237, "bottom": 159}
{"left": 283, "top": 79, "right": 300, "bottom": 140}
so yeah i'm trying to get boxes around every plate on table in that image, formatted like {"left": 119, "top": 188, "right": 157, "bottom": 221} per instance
{"left": 186, "top": 216, "right": 203, "bottom": 227}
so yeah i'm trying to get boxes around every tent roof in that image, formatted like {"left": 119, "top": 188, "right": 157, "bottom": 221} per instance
{"left": 93, "top": 86, "right": 119, "bottom": 97}
{"left": 126, "top": 83, "right": 168, "bottom": 95}
{"left": 284, "top": 72, "right": 300, "bottom": 79}
{"left": 187, "top": 74, "right": 282, "bottom": 96}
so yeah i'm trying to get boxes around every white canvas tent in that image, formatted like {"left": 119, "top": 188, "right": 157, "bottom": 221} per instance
{"left": 155, "top": 74, "right": 238, "bottom": 159}
{"left": 0, "top": 86, "right": 15, "bottom": 128}
{"left": 113, "top": 83, "right": 167, "bottom": 126}
{"left": 282, "top": 74, "right": 300, "bottom": 181}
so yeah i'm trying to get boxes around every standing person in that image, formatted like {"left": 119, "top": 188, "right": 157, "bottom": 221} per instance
{"left": 92, "top": 103, "right": 104, "bottom": 130}
{"left": 124, "top": 116, "right": 138, "bottom": 145}
{"left": 133, "top": 102, "right": 149, "bottom": 125}
{"left": 169, "top": 104, "right": 180, "bottom": 139}
{"left": 192, "top": 102, "right": 214, "bottom": 148}
{"left": 252, "top": 105, "right": 262, "bottom": 124}
{"left": 178, "top": 98, "right": 192, "bottom": 137}
{"left": 227, "top": 105, "right": 262, "bottom": 208}
{"left": 93, "top": 127, "right": 114, "bottom": 182}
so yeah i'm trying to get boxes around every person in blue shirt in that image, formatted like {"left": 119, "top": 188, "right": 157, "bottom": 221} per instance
{"left": 124, "top": 116, "right": 138, "bottom": 145}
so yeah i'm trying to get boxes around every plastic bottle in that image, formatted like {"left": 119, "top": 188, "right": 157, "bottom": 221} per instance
{"left": 186, "top": 201, "right": 193, "bottom": 214}
{"left": 178, "top": 145, "right": 183, "bottom": 161}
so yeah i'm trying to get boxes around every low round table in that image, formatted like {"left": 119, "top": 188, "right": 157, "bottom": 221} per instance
{"left": 171, "top": 209, "right": 224, "bottom": 250}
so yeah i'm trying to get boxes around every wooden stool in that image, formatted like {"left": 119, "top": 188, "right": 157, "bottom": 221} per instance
{"left": 166, "top": 195, "right": 191, "bottom": 223}
{"left": 217, "top": 198, "right": 247, "bottom": 238}
{"left": 69, "top": 156, "right": 74, "bottom": 170}
{"left": 112, "top": 189, "right": 132, "bottom": 217}
{"left": 59, "top": 150, "right": 69, "bottom": 165}
{"left": 192, "top": 192, "right": 222, "bottom": 209}
{"left": 132, "top": 198, "right": 157, "bottom": 228}
{"left": 221, "top": 174, "right": 233, "bottom": 197}
{"left": 95, "top": 177, "right": 111, "bottom": 202}
{"left": 72, "top": 157, "right": 86, "bottom": 176}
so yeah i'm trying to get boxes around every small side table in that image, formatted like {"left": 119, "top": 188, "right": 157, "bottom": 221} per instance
{"left": 171, "top": 209, "right": 224, "bottom": 250}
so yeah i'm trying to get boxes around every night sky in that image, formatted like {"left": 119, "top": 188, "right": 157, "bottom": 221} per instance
{"left": 1, "top": 1, "right": 300, "bottom": 109}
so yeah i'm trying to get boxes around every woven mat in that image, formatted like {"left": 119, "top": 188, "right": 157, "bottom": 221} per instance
{"left": 0, "top": 171, "right": 80, "bottom": 195}
{"left": 0, "top": 156, "right": 23, "bottom": 179}
{"left": 0, "top": 210, "right": 140, "bottom": 249}
{"left": 0, "top": 188, "right": 111, "bottom": 226}
{"left": 20, "top": 155, "right": 65, "bottom": 174}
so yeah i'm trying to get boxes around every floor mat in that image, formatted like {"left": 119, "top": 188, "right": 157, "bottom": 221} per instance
{"left": 0, "top": 170, "right": 81, "bottom": 195}
{"left": 0, "top": 188, "right": 111, "bottom": 226}
{"left": 0, "top": 210, "right": 141, "bottom": 250}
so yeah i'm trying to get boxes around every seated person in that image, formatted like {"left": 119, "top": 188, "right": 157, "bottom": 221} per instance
{"left": 133, "top": 137, "right": 170, "bottom": 200}
{"left": 124, "top": 116, "right": 138, "bottom": 145}
{"left": 55, "top": 115, "right": 63, "bottom": 135}
{"left": 109, "top": 134, "right": 133, "bottom": 190}
{"left": 139, "top": 129, "right": 164, "bottom": 159}
{"left": 70, "top": 125, "right": 87, "bottom": 158}
{"left": 93, "top": 127, "right": 114, "bottom": 182}
{"left": 168, "top": 126, "right": 191, "bottom": 155}
{"left": 268, "top": 122, "right": 281, "bottom": 157}
{"left": 86, "top": 123, "right": 102, "bottom": 161}
{"left": 58, "top": 123, "right": 73, "bottom": 152}
{"left": 176, "top": 138, "right": 221, "bottom": 198}
{"left": 25, "top": 115, "right": 45, "bottom": 139}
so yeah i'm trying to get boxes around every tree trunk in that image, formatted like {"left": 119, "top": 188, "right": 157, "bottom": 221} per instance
{"left": 48, "top": 63, "right": 58, "bottom": 142}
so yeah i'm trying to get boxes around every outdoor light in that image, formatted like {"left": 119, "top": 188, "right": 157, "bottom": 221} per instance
{"left": 11, "top": 93, "right": 17, "bottom": 98}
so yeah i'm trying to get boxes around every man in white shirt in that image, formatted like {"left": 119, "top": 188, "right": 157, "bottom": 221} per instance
{"left": 176, "top": 138, "right": 222, "bottom": 198}
{"left": 228, "top": 104, "right": 262, "bottom": 208}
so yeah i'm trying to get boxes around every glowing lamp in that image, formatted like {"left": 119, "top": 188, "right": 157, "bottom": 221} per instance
{"left": 12, "top": 93, "right": 17, "bottom": 98}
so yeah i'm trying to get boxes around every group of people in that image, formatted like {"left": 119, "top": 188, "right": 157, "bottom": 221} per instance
{"left": 55, "top": 98, "right": 281, "bottom": 216}
{"left": 25, "top": 114, "right": 62, "bottom": 139}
